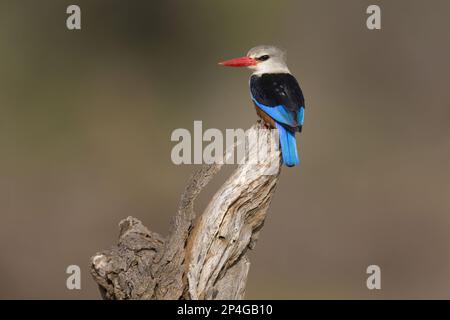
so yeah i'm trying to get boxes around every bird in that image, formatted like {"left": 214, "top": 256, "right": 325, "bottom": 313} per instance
{"left": 219, "top": 45, "right": 305, "bottom": 167}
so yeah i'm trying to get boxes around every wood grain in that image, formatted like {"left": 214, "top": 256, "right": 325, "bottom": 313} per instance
{"left": 90, "top": 122, "right": 281, "bottom": 300}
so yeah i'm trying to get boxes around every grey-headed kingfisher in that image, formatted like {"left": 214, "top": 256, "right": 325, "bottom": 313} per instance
{"left": 219, "top": 45, "right": 305, "bottom": 167}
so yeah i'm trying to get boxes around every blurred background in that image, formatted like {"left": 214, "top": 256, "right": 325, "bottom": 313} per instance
{"left": 1, "top": 0, "right": 450, "bottom": 299}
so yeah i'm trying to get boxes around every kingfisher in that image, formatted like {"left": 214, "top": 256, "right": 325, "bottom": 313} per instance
{"left": 219, "top": 45, "right": 305, "bottom": 167}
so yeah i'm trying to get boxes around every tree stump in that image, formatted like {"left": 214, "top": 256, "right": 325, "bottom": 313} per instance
{"left": 90, "top": 123, "right": 282, "bottom": 300}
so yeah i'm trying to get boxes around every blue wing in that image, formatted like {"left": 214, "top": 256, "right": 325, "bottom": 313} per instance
{"left": 252, "top": 98, "right": 297, "bottom": 127}
{"left": 298, "top": 106, "right": 305, "bottom": 126}
{"left": 253, "top": 97, "right": 305, "bottom": 128}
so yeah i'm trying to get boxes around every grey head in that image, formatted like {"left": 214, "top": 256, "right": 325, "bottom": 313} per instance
{"left": 246, "top": 45, "right": 290, "bottom": 75}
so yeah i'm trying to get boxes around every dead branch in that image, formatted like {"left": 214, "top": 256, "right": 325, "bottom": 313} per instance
{"left": 90, "top": 122, "right": 281, "bottom": 300}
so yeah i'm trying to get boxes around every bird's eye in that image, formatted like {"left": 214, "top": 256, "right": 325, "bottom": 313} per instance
{"left": 258, "top": 55, "right": 270, "bottom": 61}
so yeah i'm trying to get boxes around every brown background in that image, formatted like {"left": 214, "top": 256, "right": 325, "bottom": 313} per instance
{"left": 1, "top": 0, "right": 450, "bottom": 299}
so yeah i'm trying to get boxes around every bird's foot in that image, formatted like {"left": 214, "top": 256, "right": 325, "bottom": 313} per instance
{"left": 257, "top": 119, "right": 271, "bottom": 129}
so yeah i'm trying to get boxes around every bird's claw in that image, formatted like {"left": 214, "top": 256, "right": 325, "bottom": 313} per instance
{"left": 257, "top": 119, "right": 270, "bottom": 129}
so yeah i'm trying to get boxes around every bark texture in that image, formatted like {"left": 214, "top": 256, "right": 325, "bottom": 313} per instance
{"left": 90, "top": 123, "right": 281, "bottom": 300}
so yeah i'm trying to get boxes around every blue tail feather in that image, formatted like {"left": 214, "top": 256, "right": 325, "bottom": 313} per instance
{"left": 275, "top": 122, "right": 300, "bottom": 167}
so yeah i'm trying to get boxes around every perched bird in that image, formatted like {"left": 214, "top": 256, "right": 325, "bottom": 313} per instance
{"left": 219, "top": 45, "right": 305, "bottom": 167}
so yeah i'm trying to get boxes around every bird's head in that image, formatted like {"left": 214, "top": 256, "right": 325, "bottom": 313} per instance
{"left": 219, "top": 45, "right": 290, "bottom": 75}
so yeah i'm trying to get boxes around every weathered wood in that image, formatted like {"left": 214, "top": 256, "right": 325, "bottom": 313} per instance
{"left": 90, "top": 122, "right": 281, "bottom": 300}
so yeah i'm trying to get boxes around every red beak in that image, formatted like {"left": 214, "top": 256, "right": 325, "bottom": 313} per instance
{"left": 218, "top": 56, "right": 257, "bottom": 67}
